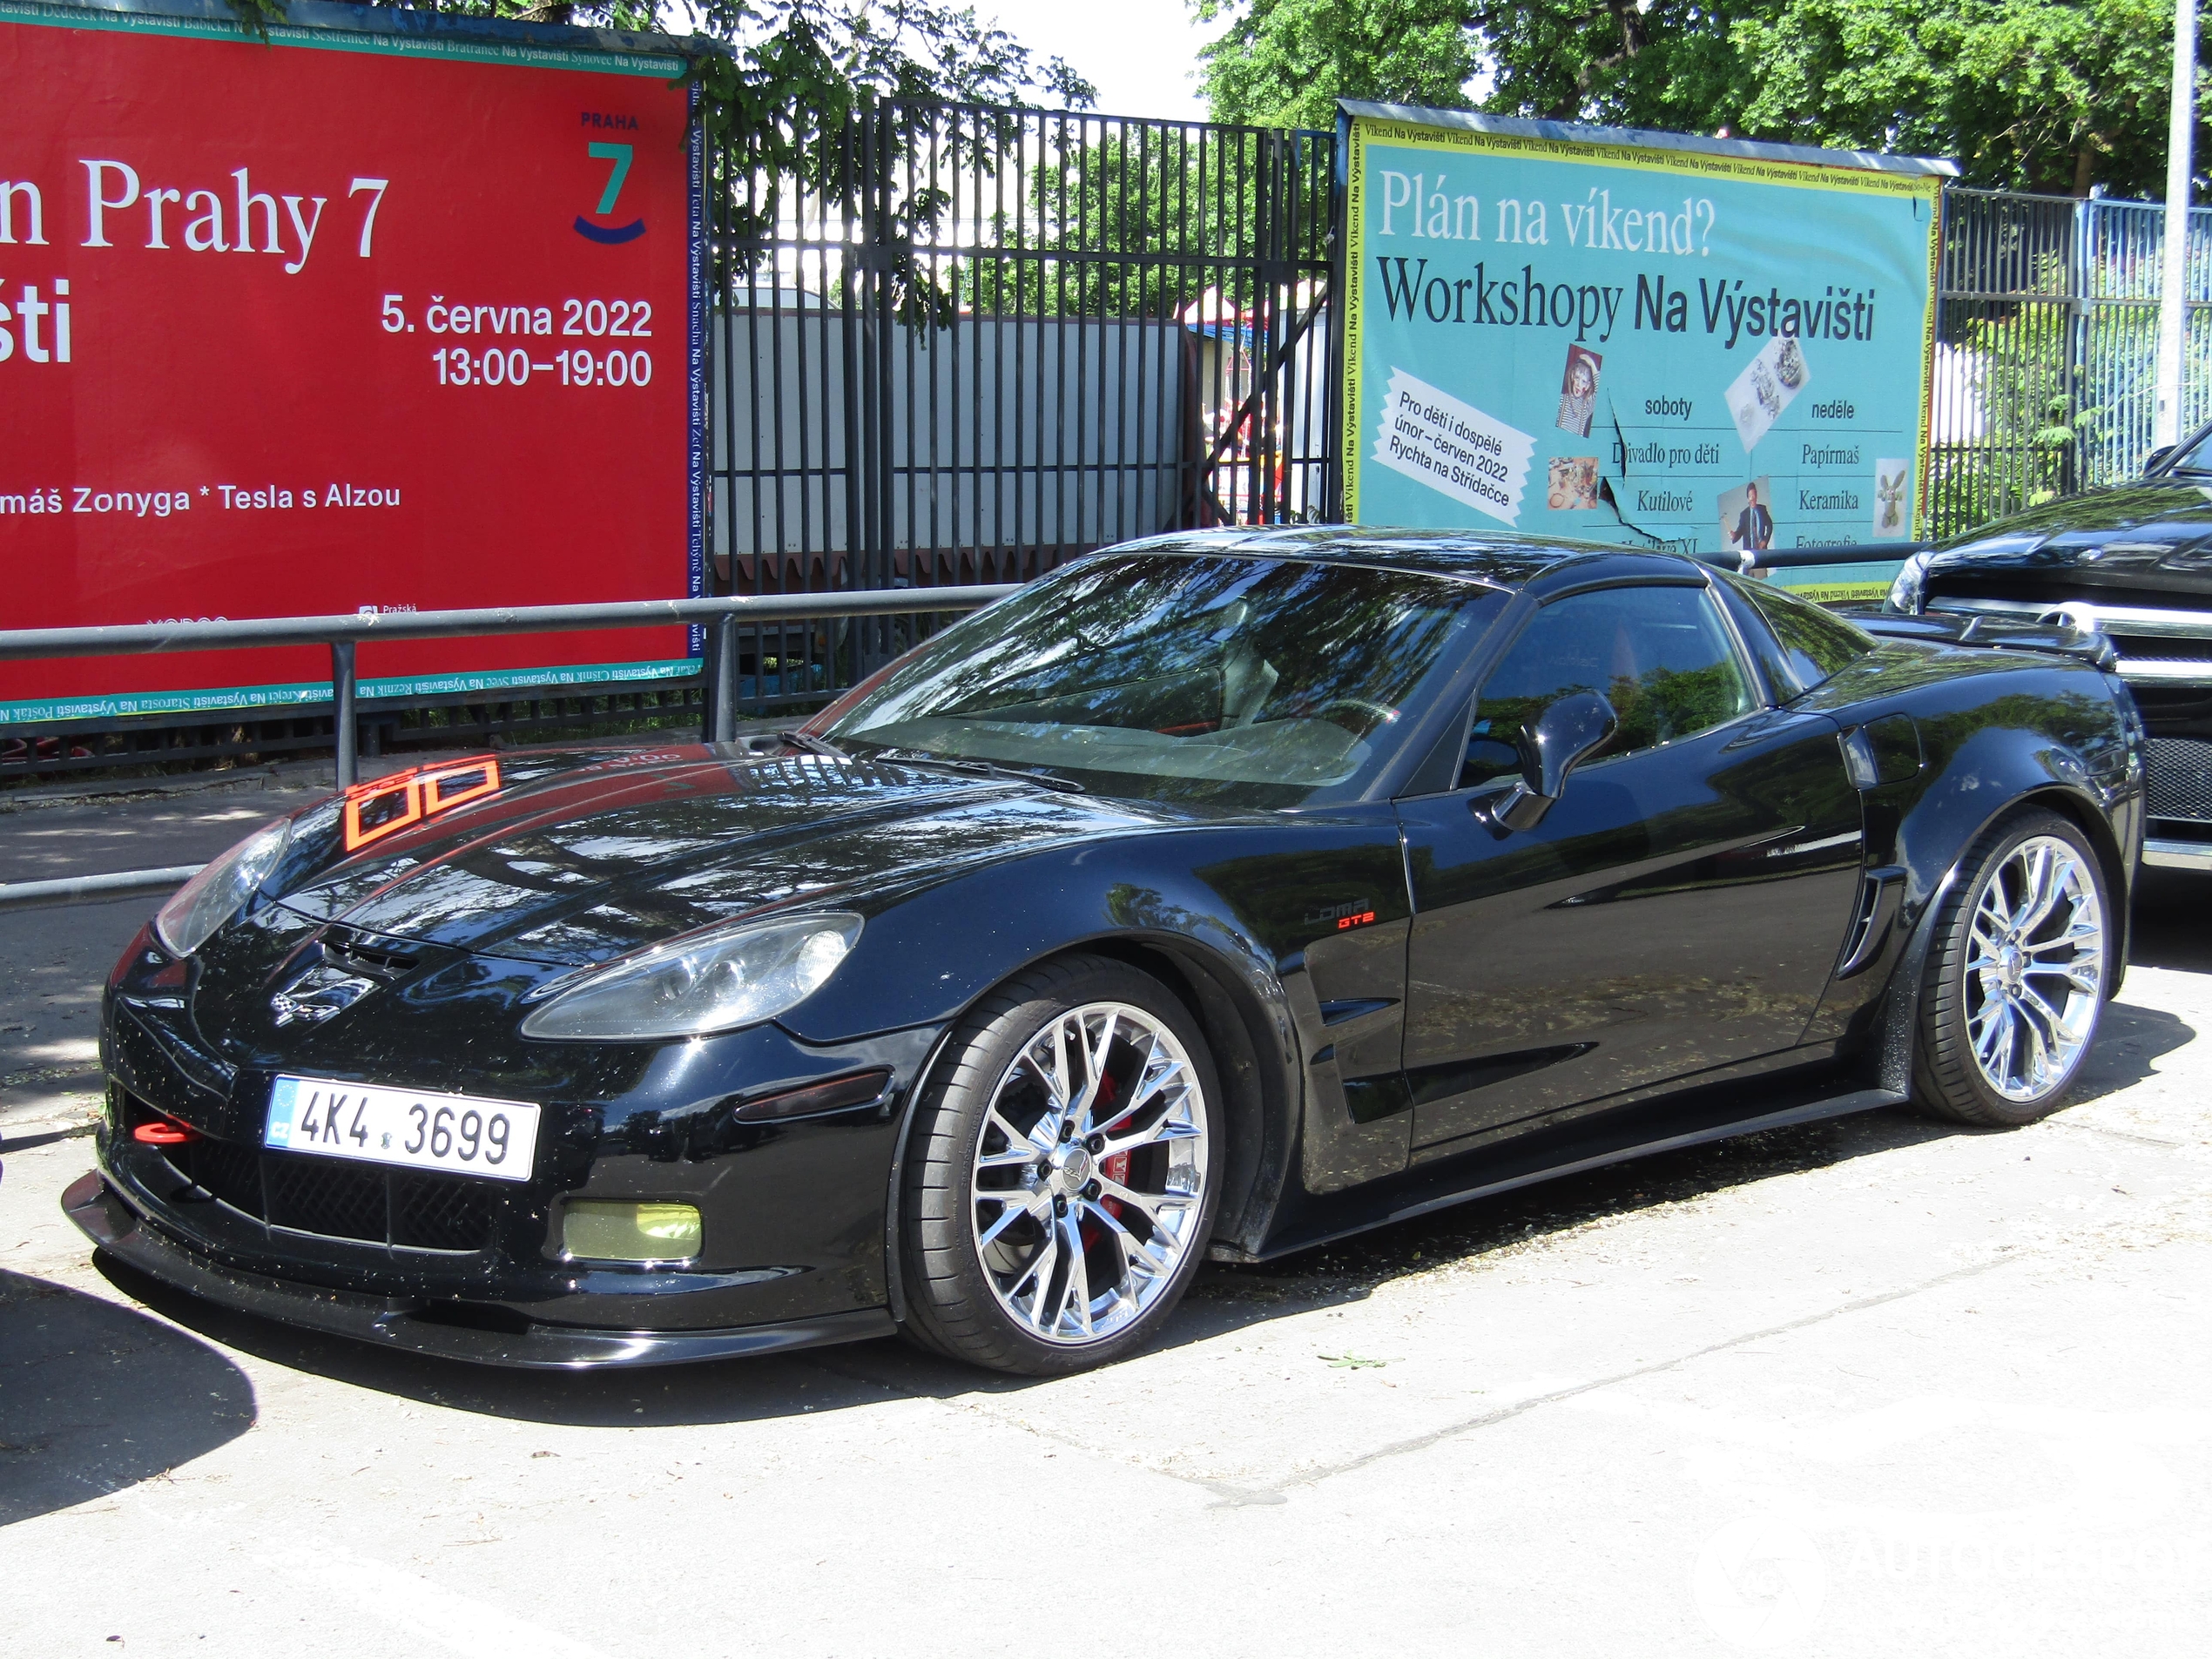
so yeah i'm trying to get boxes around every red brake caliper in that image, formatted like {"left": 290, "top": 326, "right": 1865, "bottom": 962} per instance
{"left": 1081, "top": 1070, "right": 1130, "bottom": 1245}
{"left": 1099, "top": 1151, "right": 1130, "bottom": 1213}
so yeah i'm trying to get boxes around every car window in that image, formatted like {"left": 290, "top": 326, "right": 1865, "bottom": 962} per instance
{"left": 1713, "top": 577, "right": 1801, "bottom": 700}
{"left": 818, "top": 552, "right": 1507, "bottom": 810}
{"left": 1460, "top": 584, "right": 1757, "bottom": 787}
{"left": 1725, "top": 575, "right": 1873, "bottom": 694}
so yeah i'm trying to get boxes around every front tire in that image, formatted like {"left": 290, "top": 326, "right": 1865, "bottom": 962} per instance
{"left": 1912, "top": 809, "right": 2111, "bottom": 1127}
{"left": 899, "top": 955, "right": 1220, "bottom": 1375}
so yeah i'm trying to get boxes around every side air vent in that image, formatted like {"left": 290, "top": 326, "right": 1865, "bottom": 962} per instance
{"left": 1835, "top": 867, "right": 1907, "bottom": 979}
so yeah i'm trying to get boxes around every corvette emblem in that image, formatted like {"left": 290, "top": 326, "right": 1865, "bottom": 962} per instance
{"left": 270, "top": 961, "right": 378, "bottom": 1027}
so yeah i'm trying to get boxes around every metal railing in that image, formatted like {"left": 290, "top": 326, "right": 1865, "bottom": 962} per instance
{"left": 1932, "top": 187, "right": 2212, "bottom": 533}
{"left": 0, "top": 550, "right": 1925, "bottom": 914}
{"left": 0, "top": 585, "right": 1019, "bottom": 789}
{"left": 0, "top": 585, "right": 1017, "bottom": 914}
{"left": 1716, "top": 544, "right": 1932, "bottom": 570}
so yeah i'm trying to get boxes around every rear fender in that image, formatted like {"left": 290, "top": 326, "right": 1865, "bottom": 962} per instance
{"left": 1856, "top": 761, "right": 2131, "bottom": 1094}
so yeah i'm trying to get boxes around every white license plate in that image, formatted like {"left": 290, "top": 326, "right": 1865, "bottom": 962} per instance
{"left": 264, "top": 1075, "right": 540, "bottom": 1183}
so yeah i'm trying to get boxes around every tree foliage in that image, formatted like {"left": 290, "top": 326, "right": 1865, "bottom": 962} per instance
{"left": 1191, "top": 0, "right": 2207, "bottom": 196}
{"left": 225, "top": 3, "right": 1097, "bottom": 144}
{"left": 222, "top": 3, "right": 1096, "bottom": 323}
{"left": 1731, "top": 0, "right": 2186, "bottom": 195}
{"left": 1190, "top": 0, "right": 1478, "bottom": 130}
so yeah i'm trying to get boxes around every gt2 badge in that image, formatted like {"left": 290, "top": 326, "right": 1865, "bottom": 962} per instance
{"left": 1306, "top": 898, "right": 1379, "bottom": 931}
{"left": 342, "top": 755, "right": 502, "bottom": 852}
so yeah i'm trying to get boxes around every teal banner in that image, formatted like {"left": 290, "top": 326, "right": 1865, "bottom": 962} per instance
{"left": 1340, "top": 108, "right": 1950, "bottom": 587}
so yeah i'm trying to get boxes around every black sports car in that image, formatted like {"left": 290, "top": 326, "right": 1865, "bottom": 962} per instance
{"left": 1884, "top": 422, "right": 2212, "bottom": 872}
{"left": 67, "top": 529, "right": 2142, "bottom": 1375}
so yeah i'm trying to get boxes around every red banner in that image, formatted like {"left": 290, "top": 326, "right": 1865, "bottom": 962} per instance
{"left": 0, "top": 3, "right": 700, "bottom": 721}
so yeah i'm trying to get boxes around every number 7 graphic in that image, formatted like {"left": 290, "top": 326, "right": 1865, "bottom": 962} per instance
{"left": 576, "top": 140, "right": 645, "bottom": 245}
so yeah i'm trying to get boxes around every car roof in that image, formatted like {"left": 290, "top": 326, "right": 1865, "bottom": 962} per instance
{"left": 1107, "top": 525, "right": 1708, "bottom": 592}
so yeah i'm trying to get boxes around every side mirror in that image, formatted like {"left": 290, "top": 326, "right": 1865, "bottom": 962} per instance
{"left": 1474, "top": 691, "right": 1618, "bottom": 833}
{"left": 2144, "top": 445, "right": 2177, "bottom": 476}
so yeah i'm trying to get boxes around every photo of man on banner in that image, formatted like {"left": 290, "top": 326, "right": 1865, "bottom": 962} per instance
{"left": 1719, "top": 477, "right": 1775, "bottom": 554}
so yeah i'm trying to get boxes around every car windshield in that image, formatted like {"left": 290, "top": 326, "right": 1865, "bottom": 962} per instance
{"left": 814, "top": 552, "right": 1503, "bottom": 809}
{"left": 2163, "top": 428, "right": 2212, "bottom": 475}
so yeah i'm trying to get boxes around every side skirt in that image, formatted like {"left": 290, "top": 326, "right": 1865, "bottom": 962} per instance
{"left": 1234, "top": 1071, "right": 1908, "bottom": 1263}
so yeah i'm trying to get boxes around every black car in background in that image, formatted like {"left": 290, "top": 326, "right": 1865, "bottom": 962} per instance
{"left": 68, "top": 529, "right": 2141, "bottom": 1376}
{"left": 1885, "top": 425, "right": 2212, "bottom": 872}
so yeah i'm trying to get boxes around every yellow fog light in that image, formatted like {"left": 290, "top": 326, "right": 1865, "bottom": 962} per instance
{"left": 563, "top": 1201, "right": 702, "bottom": 1263}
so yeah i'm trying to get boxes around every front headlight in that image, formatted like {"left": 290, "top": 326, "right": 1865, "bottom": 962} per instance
{"left": 1886, "top": 551, "right": 1930, "bottom": 614}
{"left": 519, "top": 914, "right": 862, "bottom": 1042}
{"left": 154, "top": 818, "right": 291, "bottom": 958}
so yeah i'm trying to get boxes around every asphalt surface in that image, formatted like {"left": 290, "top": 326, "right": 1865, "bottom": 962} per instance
{"left": 3, "top": 781, "right": 2210, "bottom": 1656}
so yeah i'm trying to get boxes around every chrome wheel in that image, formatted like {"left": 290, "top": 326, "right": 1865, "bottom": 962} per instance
{"left": 969, "top": 1001, "right": 1209, "bottom": 1345}
{"left": 1965, "top": 833, "right": 2105, "bottom": 1102}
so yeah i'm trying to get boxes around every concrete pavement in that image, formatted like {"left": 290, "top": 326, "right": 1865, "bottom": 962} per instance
{"left": 1, "top": 771, "right": 337, "bottom": 1134}
{"left": 3, "top": 783, "right": 2209, "bottom": 1656}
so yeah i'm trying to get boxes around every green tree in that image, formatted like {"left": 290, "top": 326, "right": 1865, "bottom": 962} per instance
{"left": 224, "top": 3, "right": 1096, "bottom": 147}
{"left": 959, "top": 125, "right": 1329, "bottom": 317}
{"left": 1191, "top": 0, "right": 2206, "bottom": 197}
{"left": 1730, "top": 0, "right": 2184, "bottom": 195}
{"left": 1190, "top": 0, "right": 1478, "bottom": 130}
{"left": 220, "top": 3, "right": 1096, "bottom": 323}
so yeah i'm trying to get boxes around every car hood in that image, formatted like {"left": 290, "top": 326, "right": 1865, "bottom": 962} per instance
{"left": 1927, "top": 481, "right": 2212, "bottom": 597}
{"left": 263, "top": 744, "right": 1163, "bottom": 966}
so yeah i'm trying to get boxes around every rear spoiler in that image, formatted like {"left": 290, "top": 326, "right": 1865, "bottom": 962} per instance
{"left": 1841, "top": 607, "right": 2121, "bottom": 671}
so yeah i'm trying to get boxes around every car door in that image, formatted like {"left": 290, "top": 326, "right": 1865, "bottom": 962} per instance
{"left": 1396, "top": 578, "right": 1865, "bottom": 1152}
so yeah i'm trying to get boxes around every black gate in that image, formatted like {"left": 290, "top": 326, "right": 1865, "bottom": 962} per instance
{"left": 705, "top": 98, "right": 1339, "bottom": 706}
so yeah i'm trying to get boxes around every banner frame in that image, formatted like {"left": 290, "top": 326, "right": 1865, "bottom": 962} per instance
{"left": 0, "top": 0, "right": 712, "bottom": 724}
{"left": 1335, "top": 101, "right": 1956, "bottom": 561}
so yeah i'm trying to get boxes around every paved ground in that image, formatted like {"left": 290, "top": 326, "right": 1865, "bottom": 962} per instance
{"left": 3, "top": 784, "right": 2209, "bottom": 1656}
{"left": 0, "top": 768, "right": 336, "bottom": 1130}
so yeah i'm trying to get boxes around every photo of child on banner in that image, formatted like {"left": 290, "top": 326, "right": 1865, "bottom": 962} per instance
{"left": 1556, "top": 346, "right": 1602, "bottom": 438}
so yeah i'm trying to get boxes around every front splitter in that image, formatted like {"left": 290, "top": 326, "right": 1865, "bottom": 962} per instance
{"left": 63, "top": 1170, "right": 895, "bottom": 1369}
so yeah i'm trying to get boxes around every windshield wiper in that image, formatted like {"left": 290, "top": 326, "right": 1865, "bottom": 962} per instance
{"left": 778, "top": 730, "right": 850, "bottom": 761}
{"left": 865, "top": 746, "right": 1085, "bottom": 793}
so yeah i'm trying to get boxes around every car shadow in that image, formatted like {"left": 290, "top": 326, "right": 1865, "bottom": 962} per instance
{"left": 2063, "top": 995, "right": 2196, "bottom": 1107}
{"left": 90, "top": 1105, "right": 1960, "bottom": 1423}
{"left": 1190, "top": 1106, "right": 1962, "bottom": 1311}
{"left": 0, "top": 1268, "right": 257, "bottom": 1525}
{"left": 2129, "top": 872, "right": 2212, "bottom": 973}
{"left": 80, "top": 989, "right": 2184, "bottom": 1425}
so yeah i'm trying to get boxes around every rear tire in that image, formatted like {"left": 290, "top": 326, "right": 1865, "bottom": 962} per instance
{"left": 898, "top": 955, "right": 1220, "bottom": 1375}
{"left": 1912, "top": 809, "right": 2110, "bottom": 1127}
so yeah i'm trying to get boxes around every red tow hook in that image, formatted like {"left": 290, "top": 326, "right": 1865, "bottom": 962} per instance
{"left": 132, "top": 1117, "right": 199, "bottom": 1145}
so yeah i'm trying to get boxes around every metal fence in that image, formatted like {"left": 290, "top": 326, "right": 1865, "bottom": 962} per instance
{"left": 705, "top": 97, "right": 1339, "bottom": 691}
{"left": 0, "top": 585, "right": 1013, "bottom": 801}
{"left": 2, "top": 98, "right": 1339, "bottom": 785}
{"left": 18, "top": 110, "right": 2212, "bottom": 787}
{"left": 1929, "top": 187, "right": 2212, "bottom": 536}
